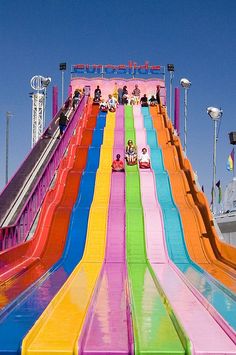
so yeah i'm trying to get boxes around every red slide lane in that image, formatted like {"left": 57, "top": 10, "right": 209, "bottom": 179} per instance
{"left": 0, "top": 103, "right": 99, "bottom": 309}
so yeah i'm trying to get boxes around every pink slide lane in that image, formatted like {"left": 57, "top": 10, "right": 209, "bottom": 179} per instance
{"left": 78, "top": 105, "right": 133, "bottom": 355}
{"left": 133, "top": 105, "right": 236, "bottom": 354}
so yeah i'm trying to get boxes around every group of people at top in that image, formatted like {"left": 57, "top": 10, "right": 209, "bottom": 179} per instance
{"left": 119, "top": 84, "right": 161, "bottom": 107}
{"left": 93, "top": 84, "right": 161, "bottom": 112}
{"left": 93, "top": 86, "right": 118, "bottom": 112}
{"left": 111, "top": 139, "right": 150, "bottom": 172}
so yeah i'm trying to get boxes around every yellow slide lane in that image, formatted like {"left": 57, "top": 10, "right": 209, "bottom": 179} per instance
{"left": 22, "top": 112, "right": 115, "bottom": 355}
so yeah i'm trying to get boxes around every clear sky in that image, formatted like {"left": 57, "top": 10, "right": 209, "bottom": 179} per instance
{"left": 0, "top": 0, "right": 235, "bottom": 206}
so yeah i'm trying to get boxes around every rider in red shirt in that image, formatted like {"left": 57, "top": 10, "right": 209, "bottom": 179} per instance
{"left": 112, "top": 154, "right": 125, "bottom": 172}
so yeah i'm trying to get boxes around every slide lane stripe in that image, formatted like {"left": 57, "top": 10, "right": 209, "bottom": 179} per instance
{"left": 22, "top": 111, "right": 115, "bottom": 354}
{"left": 0, "top": 108, "right": 105, "bottom": 353}
{"left": 142, "top": 107, "right": 236, "bottom": 337}
{"left": 135, "top": 105, "right": 236, "bottom": 354}
{"left": 125, "top": 105, "right": 185, "bottom": 354}
{"left": 78, "top": 105, "right": 133, "bottom": 354}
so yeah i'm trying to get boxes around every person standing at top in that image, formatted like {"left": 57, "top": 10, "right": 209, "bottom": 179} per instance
{"left": 118, "top": 86, "right": 123, "bottom": 104}
{"left": 113, "top": 82, "right": 118, "bottom": 101}
{"left": 122, "top": 86, "right": 128, "bottom": 104}
{"left": 156, "top": 85, "right": 161, "bottom": 105}
{"left": 94, "top": 85, "right": 101, "bottom": 102}
{"left": 132, "top": 84, "right": 141, "bottom": 104}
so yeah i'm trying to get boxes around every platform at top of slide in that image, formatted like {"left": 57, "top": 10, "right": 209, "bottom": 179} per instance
{"left": 72, "top": 77, "right": 165, "bottom": 101}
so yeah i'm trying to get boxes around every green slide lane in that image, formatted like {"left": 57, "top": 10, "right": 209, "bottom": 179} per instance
{"left": 125, "top": 105, "right": 185, "bottom": 354}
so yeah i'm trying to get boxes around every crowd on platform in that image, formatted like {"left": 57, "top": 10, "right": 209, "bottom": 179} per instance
{"left": 56, "top": 84, "right": 156, "bottom": 169}
{"left": 92, "top": 84, "right": 161, "bottom": 112}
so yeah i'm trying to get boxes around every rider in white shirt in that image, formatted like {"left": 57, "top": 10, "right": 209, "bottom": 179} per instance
{"left": 107, "top": 94, "right": 118, "bottom": 111}
{"left": 139, "top": 148, "right": 150, "bottom": 168}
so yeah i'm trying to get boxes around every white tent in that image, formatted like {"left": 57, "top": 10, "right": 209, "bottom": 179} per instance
{"left": 223, "top": 177, "right": 236, "bottom": 212}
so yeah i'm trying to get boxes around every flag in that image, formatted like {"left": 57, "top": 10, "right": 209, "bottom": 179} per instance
{"left": 216, "top": 180, "right": 222, "bottom": 203}
{"left": 227, "top": 148, "right": 234, "bottom": 171}
{"left": 210, "top": 186, "right": 214, "bottom": 207}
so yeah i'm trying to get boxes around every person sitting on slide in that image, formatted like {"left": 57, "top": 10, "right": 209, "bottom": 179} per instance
{"left": 149, "top": 95, "right": 157, "bottom": 106}
{"left": 125, "top": 140, "right": 137, "bottom": 165}
{"left": 99, "top": 99, "right": 108, "bottom": 112}
{"left": 111, "top": 154, "right": 125, "bottom": 172}
{"left": 139, "top": 148, "right": 150, "bottom": 169}
{"left": 107, "top": 94, "right": 117, "bottom": 112}
{"left": 140, "top": 94, "right": 149, "bottom": 107}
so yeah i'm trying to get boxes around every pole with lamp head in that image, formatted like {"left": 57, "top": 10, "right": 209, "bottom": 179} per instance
{"left": 180, "top": 78, "right": 191, "bottom": 155}
{"left": 207, "top": 106, "right": 223, "bottom": 214}
{"left": 30, "top": 75, "right": 51, "bottom": 147}
{"left": 59, "top": 62, "right": 67, "bottom": 106}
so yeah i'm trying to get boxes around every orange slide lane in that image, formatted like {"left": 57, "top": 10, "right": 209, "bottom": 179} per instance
{"left": 150, "top": 106, "right": 236, "bottom": 293}
{"left": 0, "top": 103, "right": 100, "bottom": 309}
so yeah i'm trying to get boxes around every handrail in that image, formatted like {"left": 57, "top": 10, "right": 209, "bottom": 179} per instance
{"left": 0, "top": 96, "right": 88, "bottom": 250}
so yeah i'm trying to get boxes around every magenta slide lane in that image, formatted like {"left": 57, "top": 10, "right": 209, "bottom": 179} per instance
{"left": 133, "top": 105, "right": 236, "bottom": 354}
{"left": 78, "top": 105, "right": 133, "bottom": 355}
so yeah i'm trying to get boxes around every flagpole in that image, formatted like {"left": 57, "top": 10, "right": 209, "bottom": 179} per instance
{"left": 233, "top": 149, "right": 235, "bottom": 179}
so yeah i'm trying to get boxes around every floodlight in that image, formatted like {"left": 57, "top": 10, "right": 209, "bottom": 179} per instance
{"left": 167, "top": 64, "right": 174, "bottom": 72}
{"left": 207, "top": 107, "right": 223, "bottom": 120}
{"left": 180, "top": 78, "right": 191, "bottom": 89}
{"left": 59, "top": 63, "right": 67, "bottom": 71}
{"left": 41, "top": 77, "right": 51, "bottom": 87}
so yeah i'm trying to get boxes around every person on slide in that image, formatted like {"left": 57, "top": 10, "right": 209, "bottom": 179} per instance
{"left": 112, "top": 154, "right": 125, "bottom": 172}
{"left": 125, "top": 140, "right": 137, "bottom": 165}
{"left": 139, "top": 147, "right": 150, "bottom": 169}
{"left": 107, "top": 94, "right": 118, "bottom": 112}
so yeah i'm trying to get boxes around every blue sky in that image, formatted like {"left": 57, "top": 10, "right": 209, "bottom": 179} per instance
{"left": 0, "top": 0, "right": 236, "bottom": 205}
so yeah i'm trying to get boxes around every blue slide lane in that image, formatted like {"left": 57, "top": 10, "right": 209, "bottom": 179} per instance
{"left": 141, "top": 107, "right": 236, "bottom": 331}
{"left": 0, "top": 111, "right": 107, "bottom": 354}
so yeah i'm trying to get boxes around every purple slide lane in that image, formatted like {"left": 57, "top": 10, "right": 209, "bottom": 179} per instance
{"left": 133, "top": 105, "right": 236, "bottom": 354}
{"left": 78, "top": 105, "right": 133, "bottom": 354}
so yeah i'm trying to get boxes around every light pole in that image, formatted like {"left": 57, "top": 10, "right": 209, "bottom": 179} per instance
{"left": 59, "top": 62, "right": 66, "bottom": 106}
{"left": 5, "top": 112, "right": 13, "bottom": 184}
{"left": 41, "top": 76, "right": 51, "bottom": 128}
{"left": 180, "top": 78, "right": 191, "bottom": 155}
{"left": 167, "top": 64, "right": 174, "bottom": 122}
{"left": 207, "top": 106, "right": 223, "bottom": 214}
{"left": 30, "top": 75, "right": 51, "bottom": 147}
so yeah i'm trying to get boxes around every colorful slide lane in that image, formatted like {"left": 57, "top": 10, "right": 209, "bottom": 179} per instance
{"left": 22, "top": 111, "right": 116, "bottom": 353}
{"left": 140, "top": 107, "right": 236, "bottom": 337}
{"left": 0, "top": 101, "right": 235, "bottom": 354}
{"left": 151, "top": 107, "right": 236, "bottom": 284}
{"left": 77, "top": 105, "right": 133, "bottom": 354}
{"left": 133, "top": 105, "right": 236, "bottom": 353}
{"left": 125, "top": 105, "right": 186, "bottom": 354}
{"left": 0, "top": 102, "right": 97, "bottom": 309}
{"left": 0, "top": 108, "right": 107, "bottom": 353}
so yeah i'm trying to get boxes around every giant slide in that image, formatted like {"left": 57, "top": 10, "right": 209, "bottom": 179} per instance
{"left": 0, "top": 97, "right": 86, "bottom": 250}
{"left": 0, "top": 81, "right": 235, "bottom": 354}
